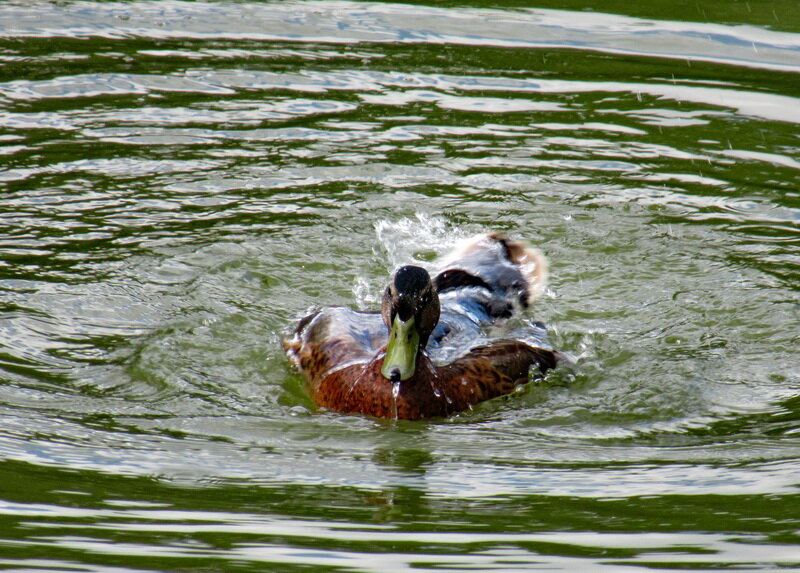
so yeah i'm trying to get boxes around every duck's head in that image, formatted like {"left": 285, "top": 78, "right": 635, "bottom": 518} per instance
{"left": 380, "top": 265, "right": 440, "bottom": 383}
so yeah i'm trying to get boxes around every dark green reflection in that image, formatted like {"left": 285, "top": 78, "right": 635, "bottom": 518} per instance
{"left": 1, "top": 460, "right": 799, "bottom": 571}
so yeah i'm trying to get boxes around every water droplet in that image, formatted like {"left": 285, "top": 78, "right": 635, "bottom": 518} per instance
{"left": 390, "top": 380, "right": 401, "bottom": 419}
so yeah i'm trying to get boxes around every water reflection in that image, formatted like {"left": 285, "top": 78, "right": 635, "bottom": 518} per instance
{"left": 0, "top": 0, "right": 799, "bottom": 569}
{"left": 1, "top": 461, "right": 796, "bottom": 570}
{"left": 4, "top": 70, "right": 799, "bottom": 123}
{"left": 3, "top": 1, "right": 799, "bottom": 70}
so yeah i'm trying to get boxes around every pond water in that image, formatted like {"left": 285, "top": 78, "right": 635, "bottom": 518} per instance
{"left": 1, "top": 1, "right": 799, "bottom": 570}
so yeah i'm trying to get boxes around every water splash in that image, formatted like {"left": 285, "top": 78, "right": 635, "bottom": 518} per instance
{"left": 374, "top": 213, "right": 468, "bottom": 270}
{"left": 351, "top": 276, "right": 377, "bottom": 309}
{"left": 390, "top": 380, "right": 401, "bottom": 420}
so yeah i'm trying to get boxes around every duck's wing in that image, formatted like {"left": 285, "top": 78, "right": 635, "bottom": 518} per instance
{"left": 435, "top": 232, "right": 547, "bottom": 314}
{"left": 461, "top": 340, "right": 559, "bottom": 381}
{"left": 429, "top": 233, "right": 548, "bottom": 349}
{"left": 435, "top": 340, "right": 560, "bottom": 405}
{"left": 283, "top": 307, "right": 387, "bottom": 384}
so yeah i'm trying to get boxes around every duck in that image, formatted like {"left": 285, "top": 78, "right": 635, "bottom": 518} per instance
{"left": 283, "top": 232, "right": 560, "bottom": 420}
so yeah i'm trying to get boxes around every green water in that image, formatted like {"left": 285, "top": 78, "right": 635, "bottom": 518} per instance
{"left": 0, "top": 1, "right": 799, "bottom": 570}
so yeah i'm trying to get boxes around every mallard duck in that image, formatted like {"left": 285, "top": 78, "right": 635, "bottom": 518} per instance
{"left": 283, "top": 233, "right": 560, "bottom": 420}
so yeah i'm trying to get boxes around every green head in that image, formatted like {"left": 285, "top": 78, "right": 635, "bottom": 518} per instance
{"left": 380, "top": 265, "right": 440, "bottom": 382}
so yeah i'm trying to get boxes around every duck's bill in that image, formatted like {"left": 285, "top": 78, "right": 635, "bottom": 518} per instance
{"left": 381, "top": 315, "right": 419, "bottom": 382}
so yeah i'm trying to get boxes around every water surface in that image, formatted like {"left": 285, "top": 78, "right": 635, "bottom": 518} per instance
{"left": 0, "top": 1, "right": 799, "bottom": 570}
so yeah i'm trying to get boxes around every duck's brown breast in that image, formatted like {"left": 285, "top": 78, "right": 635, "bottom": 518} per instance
{"left": 312, "top": 359, "right": 451, "bottom": 420}
{"left": 310, "top": 349, "right": 551, "bottom": 420}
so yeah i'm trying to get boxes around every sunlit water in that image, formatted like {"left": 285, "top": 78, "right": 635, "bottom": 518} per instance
{"left": 0, "top": 1, "right": 798, "bottom": 570}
